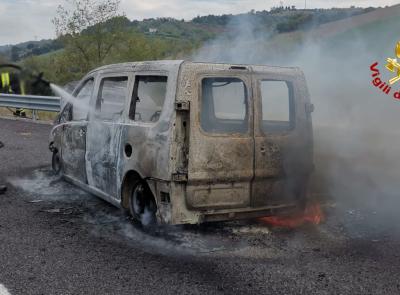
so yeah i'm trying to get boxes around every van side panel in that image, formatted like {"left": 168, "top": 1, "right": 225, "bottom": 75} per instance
{"left": 110, "top": 62, "right": 182, "bottom": 211}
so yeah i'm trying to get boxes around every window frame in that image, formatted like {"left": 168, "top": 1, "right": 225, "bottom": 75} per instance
{"left": 69, "top": 77, "right": 95, "bottom": 122}
{"left": 57, "top": 103, "right": 72, "bottom": 123}
{"left": 258, "top": 79, "right": 296, "bottom": 134}
{"left": 198, "top": 75, "right": 251, "bottom": 137}
{"left": 95, "top": 74, "right": 130, "bottom": 122}
{"left": 129, "top": 74, "right": 169, "bottom": 124}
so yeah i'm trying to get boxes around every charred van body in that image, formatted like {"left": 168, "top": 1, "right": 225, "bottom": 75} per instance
{"left": 49, "top": 60, "right": 314, "bottom": 225}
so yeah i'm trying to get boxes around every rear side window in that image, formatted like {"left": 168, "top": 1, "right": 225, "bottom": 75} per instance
{"left": 260, "top": 80, "right": 294, "bottom": 132}
{"left": 72, "top": 79, "right": 94, "bottom": 121}
{"left": 201, "top": 77, "right": 248, "bottom": 134}
{"left": 130, "top": 75, "right": 168, "bottom": 123}
{"left": 98, "top": 76, "right": 128, "bottom": 120}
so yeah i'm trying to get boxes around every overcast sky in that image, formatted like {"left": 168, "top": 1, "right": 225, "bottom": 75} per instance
{"left": 0, "top": 0, "right": 398, "bottom": 46}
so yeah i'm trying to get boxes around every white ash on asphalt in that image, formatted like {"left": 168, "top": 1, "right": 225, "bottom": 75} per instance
{"left": 8, "top": 169, "right": 89, "bottom": 202}
{"left": 8, "top": 168, "right": 400, "bottom": 262}
{"left": 8, "top": 168, "right": 303, "bottom": 258}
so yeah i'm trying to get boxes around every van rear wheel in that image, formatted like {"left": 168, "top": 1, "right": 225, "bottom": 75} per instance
{"left": 129, "top": 182, "right": 157, "bottom": 227}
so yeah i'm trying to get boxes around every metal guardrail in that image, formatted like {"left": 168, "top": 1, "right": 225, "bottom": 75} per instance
{"left": 0, "top": 93, "right": 61, "bottom": 112}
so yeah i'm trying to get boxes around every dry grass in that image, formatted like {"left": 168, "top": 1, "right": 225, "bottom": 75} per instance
{"left": 0, "top": 107, "right": 57, "bottom": 122}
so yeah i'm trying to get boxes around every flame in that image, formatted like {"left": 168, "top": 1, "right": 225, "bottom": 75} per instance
{"left": 259, "top": 203, "right": 324, "bottom": 228}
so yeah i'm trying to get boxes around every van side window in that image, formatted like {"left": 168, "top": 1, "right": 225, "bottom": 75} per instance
{"left": 98, "top": 76, "right": 128, "bottom": 120}
{"left": 130, "top": 76, "right": 168, "bottom": 123}
{"left": 260, "top": 80, "right": 294, "bottom": 132}
{"left": 72, "top": 79, "right": 94, "bottom": 121}
{"left": 201, "top": 77, "right": 248, "bottom": 134}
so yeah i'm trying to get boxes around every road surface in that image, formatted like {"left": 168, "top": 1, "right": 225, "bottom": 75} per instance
{"left": 0, "top": 118, "right": 399, "bottom": 295}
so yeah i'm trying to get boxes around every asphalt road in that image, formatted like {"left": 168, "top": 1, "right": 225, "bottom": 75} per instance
{"left": 0, "top": 117, "right": 400, "bottom": 295}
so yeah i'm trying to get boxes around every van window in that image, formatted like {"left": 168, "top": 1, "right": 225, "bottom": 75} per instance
{"left": 201, "top": 77, "right": 248, "bottom": 134}
{"left": 130, "top": 76, "right": 168, "bottom": 122}
{"left": 72, "top": 79, "right": 94, "bottom": 121}
{"left": 98, "top": 76, "right": 128, "bottom": 120}
{"left": 260, "top": 80, "right": 293, "bottom": 132}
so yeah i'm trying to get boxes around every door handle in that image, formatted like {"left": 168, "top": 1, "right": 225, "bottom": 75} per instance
{"left": 78, "top": 128, "right": 86, "bottom": 137}
{"left": 260, "top": 146, "right": 266, "bottom": 155}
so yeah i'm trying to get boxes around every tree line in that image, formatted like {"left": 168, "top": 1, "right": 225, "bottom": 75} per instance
{"left": 0, "top": 0, "right": 375, "bottom": 87}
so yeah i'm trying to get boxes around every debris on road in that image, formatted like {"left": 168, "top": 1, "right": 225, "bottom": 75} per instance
{"left": 19, "top": 132, "right": 31, "bottom": 137}
{"left": 231, "top": 225, "right": 270, "bottom": 235}
{"left": 42, "top": 208, "right": 61, "bottom": 213}
{"left": 41, "top": 207, "right": 77, "bottom": 214}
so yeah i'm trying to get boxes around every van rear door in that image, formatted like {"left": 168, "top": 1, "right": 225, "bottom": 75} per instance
{"left": 251, "top": 68, "right": 313, "bottom": 207}
{"left": 186, "top": 73, "right": 254, "bottom": 210}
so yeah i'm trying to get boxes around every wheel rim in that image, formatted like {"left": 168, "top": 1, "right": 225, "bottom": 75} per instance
{"left": 130, "top": 183, "right": 156, "bottom": 226}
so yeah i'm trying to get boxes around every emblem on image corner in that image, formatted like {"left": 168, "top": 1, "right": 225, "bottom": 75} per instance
{"left": 385, "top": 41, "right": 400, "bottom": 85}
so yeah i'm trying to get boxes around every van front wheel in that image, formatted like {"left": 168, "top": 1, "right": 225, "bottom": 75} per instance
{"left": 129, "top": 182, "right": 157, "bottom": 227}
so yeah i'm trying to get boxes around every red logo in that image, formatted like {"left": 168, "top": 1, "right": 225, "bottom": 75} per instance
{"left": 370, "top": 62, "right": 400, "bottom": 100}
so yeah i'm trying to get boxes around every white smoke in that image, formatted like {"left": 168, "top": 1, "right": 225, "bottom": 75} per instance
{"left": 8, "top": 169, "right": 89, "bottom": 202}
{"left": 50, "top": 83, "right": 92, "bottom": 114}
{"left": 0, "top": 284, "right": 11, "bottom": 295}
{"left": 191, "top": 7, "right": 400, "bottom": 231}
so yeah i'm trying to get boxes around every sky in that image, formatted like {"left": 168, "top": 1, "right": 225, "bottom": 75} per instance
{"left": 0, "top": 0, "right": 398, "bottom": 46}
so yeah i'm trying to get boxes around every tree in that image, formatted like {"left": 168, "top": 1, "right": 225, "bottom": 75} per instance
{"left": 52, "top": 0, "right": 127, "bottom": 71}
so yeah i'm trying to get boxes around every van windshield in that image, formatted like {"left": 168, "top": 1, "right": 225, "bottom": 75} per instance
{"left": 201, "top": 77, "right": 248, "bottom": 134}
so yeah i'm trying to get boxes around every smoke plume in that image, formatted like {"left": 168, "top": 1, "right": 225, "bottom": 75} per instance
{"left": 191, "top": 7, "right": 400, "bottom": 233}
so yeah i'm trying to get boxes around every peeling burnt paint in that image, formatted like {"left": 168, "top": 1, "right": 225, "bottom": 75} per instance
{"left": 49, "top": 60, "right": 313, "bottom": 225}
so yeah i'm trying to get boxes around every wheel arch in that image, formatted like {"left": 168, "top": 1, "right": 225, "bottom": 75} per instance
{"left": 120, "top": 170, "right": 157, "bottom": 210}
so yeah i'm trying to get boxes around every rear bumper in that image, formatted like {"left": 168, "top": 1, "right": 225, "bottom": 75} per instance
{"left": 198, "top": 203, "right": 299, "bottom": 223}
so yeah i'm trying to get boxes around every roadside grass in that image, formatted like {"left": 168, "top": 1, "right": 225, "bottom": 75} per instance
{"left": 0, "top": 107, "right": 57, "bottom": 122}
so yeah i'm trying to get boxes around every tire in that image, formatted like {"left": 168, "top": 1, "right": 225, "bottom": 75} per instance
{"left": 52, "top": 151, "right": 62, "bottom": 175}
{"left": 128, "top": 181, "right": 157, "bottom": 227}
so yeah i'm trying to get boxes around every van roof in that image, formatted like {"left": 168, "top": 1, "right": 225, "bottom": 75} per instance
{"left": 88, "top": 60, "right": 301, "bottom": 76}
{"left": 87, "top": 60, "right": 185, "bottom": 75}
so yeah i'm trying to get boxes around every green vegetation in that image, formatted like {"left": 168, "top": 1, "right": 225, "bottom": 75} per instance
{"left": 0, "top": 1, "right": 375, "bottom": 88}
{"left": 276, "top": 13, "right": 313, "bottom": 33}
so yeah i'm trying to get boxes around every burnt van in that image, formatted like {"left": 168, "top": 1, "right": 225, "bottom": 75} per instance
{"left": 49, "top": 60, "right": 314, "bottom": 225}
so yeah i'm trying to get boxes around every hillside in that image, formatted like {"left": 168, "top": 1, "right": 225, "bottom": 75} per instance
{"left": 310, "top": 4, "right": 400, "bottom": 39}
{"left": 0, "top": 6, "right": 373, "bottom": 63}
{"left": 0, "top": 39, "right": 62, "bottom": 61}
{"left": 193, "top": 4, "right": 399, "bottom": 64}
